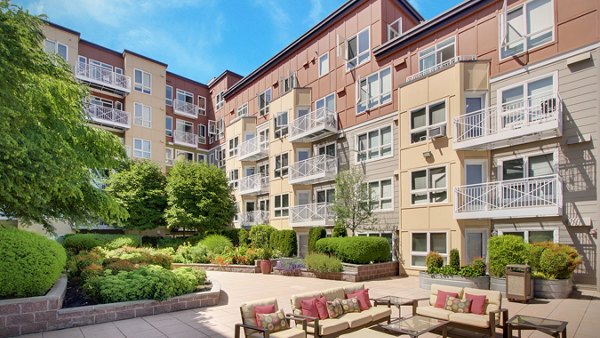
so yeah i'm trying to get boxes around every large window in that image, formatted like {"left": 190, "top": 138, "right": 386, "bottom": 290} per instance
{"left": 274, "top": 194, "right": 289, "bottom": 217}
{"left": 346, "top": 27, "right": 370, "bottom": 71}
{"left": 274, "top": 153, "right": 288, "bottom": 178}
{"left": 134, "top": 69, "right": 151, "bottom": 94}
{"left": 165, "top": 148, "right": 174, "bottom": 165}
{"left": 229, "top": 169, "right": 239, "bottom": 189}
{"left": 198, "top": 124, "right": 207, "bottom": 144}
{"left": 316, "top": 93, "right": 335, "bottom": 113}
{"left": 274, "top": 111, "right": 288, "bottom": 138}
{"left": 133, "top": 138, "right": 151, "bottom": 159}
{"left": 176, "top": 150, "right": 194, "bottom": 162}
{"left": 165, "top": 116, "right": 173, "bottom": 136}
{"left": 134, "top": 103, "right": 152, "bottom": 128}
{"left": 356, "top": 126, "right": 392, "bottom": 162}
{"left": 368, "top": 179, "right": 393, "bottom": 211}
{"left": 237, "top": 103, "right": 248, "bottom": 117}
{"left": 198, "top": 96, "right": 206, "bottom": 115}
{"left": 411, "top": 232, "right": 448, "bottom": 267}
{"left": 418, "top": 37, "right": 455, "bottom": 72}
{"left": 229, "top": 136, "right": 239, "bottom": 157}
{"left": 500, "top": 0, "right": 554, "bottom": 59}
{"left": 387, "top": 18, "right": 402, "bottom": 41}
{"left": 357, "top": 67, "right": 392, "bottom": 114}
{"left": 499, "top": 74, "right": 555, "bottom": 127}
{"left": 176, "top": 119, "right": 194, "bottom": 134}
{"left": 498, "top": 229, "right": 557, "bottom": 243}
{"left": 215, "top": 91, "right": 224, "bottom": 110}
{"left": 165, "top": 85, "right": 173, "bottom": 106}
{"left": 411, "top": 166, "right": 447, "bottom": 204}
{"left": 319, "top": 53, "right": 329, "bottom": 77}
{"left": 44, "top": 39, "right": 67, "bottom": 60}
{"left": 176, "top": 89, "right": 193, "bottom": 105}
{"left": 410, "top": 101, "right": 446, "bottom": 143}
{"left": 500, "top": 153, "right": 555, "bottom": 180}
{"left": 258, "top": 88, "right": 272, "bottom": 116}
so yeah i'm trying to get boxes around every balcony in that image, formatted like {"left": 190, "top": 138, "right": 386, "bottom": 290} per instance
{"left": 240, "top": 210, "right": 269, "bottom": 227}
{"left": 173, "top": 129, "right": 197, "bottom": 148}
{"left": 289, "top": 155, "right": 337, "bottom": 185}
{"left": 87, "top": 103, "right": 130, "bottom": 129}
{"left": 289, "top": 108, "right": 337, "bottom": 143}
{"left": 173, "top": 99, "right": 199, "bottom": 118}
{"left": 290, "top": 203, "right": 334, "bottom": 227}
{"left": 406, "top": 55, "right": 477, "bottom": 83}
{"left": 75, "top": 61, "right": 131, "bottom": 95}
{"left": 454, "top": 92, "right": 562, "bottom": 150}
{"left": 239, "top": 174, "right": 269, "bottom": 195}
{"left": 239, "top": 138, "right": 268, "bottom": 161}
{"left": 454, "top": 175, "right": 563, "bottom": 219}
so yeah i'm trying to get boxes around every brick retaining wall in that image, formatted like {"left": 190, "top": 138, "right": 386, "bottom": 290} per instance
{"left": 0, "top": 276, "right": 221, "bottom": 337}
{"left": 272, "top": 262, "right": 399, "bottom": 282}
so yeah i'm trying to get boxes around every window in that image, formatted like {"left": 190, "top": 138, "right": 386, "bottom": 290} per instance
{"left": 418, "top": 37, "right": 456, "bottom": 72}
{"left": 411, "top": 232, "right": 448, "bottom": 267}
{"left": 346, "top": 27, "right": 370, "bottom": 71}
{"left": 500, "top": 0, "right": 554, "bottom": 59}
{"left": 198, "top": 124, "right": 207, "bottom": 144}
{"left": 316, "top": 188, "right": 335, "bottom": 204}
{"left": 410, "top": 101, "right": 446, "bottom": 143}
{"left": 274, "top": 111, "right": 288, "bottom": 138}
{"left": 215, "top": 91, "right": 224, "bottom": 110}
{"left": 176, "top": 120, "right": 194, "bottom": 139}
{"left": 44, "top": 39, "right": 67, "bottom": 60}
{"left": 134, "top": 69, "right": 152, "bottom": 94}
{"left": 165, "top": 148, "right": 174, "bottom": 165}
{"left": 165, "top": 85, "right": 173, "bottom": 106}
{"left": 237, "top": 103, "right": 248, "bottom": 117}
{"left": 317, "top": 142, "right": 336, "bottom": 157}
{"left": 500, "top": 153, "right": 555, "bottom": 180}
{"left": 176, "top": 150, "right": 194, "bottom": 162}
{"left": 197, "top": 154, "right": 206, "bottom": 163}
{"left": 274, "top": 194, "right": 289, "bottom": 217}
{"left": 165, "top": 116, "right": 173, "bottom": 136}
{"left": 198, "top": 96, "right": 206, "bottom": 115}
{"left": 259, "top": 128, "right": 269, "bottom": 149}
{"left": 134, "top": 103, "right": 152, "bottom": 128}
{"left": 274, "top": 153, "right": 288, "bottom": 178}
{"left": 90, "top": 96, "right": 113, "bottom": 108}
{"left": 316, "top": 93, "right": 335, "bottom": 114}
{"left": 133, "top": 138, "right": 151, "bottom": 159}
{"left": 357, "top": 67, "right": 392, "bottom": 114}
{"left": 280, "top": 74, "right": 297, "bottom": 95}
{"left": 499, "top": 74, "right": 555, "bottom": 128}
{"left": 368, "top": 179, "right": 393, "bottom": 211}
{"left": 176, "top": 89, "right": 193, "bottom": 105}
{"left": 217, "top": 118, "right": 224, "bottom": 139}
{"left": 411, "top": 166, "right": 447, "bottom": 204}
{"left": 216, "top": 148, "right": 226, "bottom": 168}
{"left": 229, "top": 136, "right": 239, "bottom": 157}
{"left": 258, "top": 88, "right": 272, "bottom": 116}
{"left": 387, "top": 18, "right": 402, "bottom": 41}
{"left": 498, "top": 229, "right": 557, "bottom": 243}
{"left": 229, "top": 169, "right": 239, "bottom": 189}
{"left": 319, "top": 53, "right": 329, "bottom": 77}
{"left": 258, "top": 162, "right": 269, "bottom": 177}
{"left": 356, "top": 125, "right": 392, "bottom": 162}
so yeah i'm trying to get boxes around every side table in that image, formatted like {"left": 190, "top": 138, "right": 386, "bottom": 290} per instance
{"left": 507, "top": 314, "right": 568, "bottom": 338}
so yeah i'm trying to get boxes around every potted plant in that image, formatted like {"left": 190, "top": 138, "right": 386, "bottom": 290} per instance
{"left": 529, "top": 242, "right": 583, "bottom": 298}
{"left": 419, "top": 250, "right": 489, "bottom": 289}
{"left": 259, "top": 248, "right": 273, "bottom": 274}
{"left": 488, "top": 235, "right": 529, "bottom": 295}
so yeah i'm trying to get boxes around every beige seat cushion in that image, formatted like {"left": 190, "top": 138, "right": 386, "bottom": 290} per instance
{"left": 321, "top": 287, "right": 345, "bottom": 301}
{"left": 248, "top": 327, "right": 306, "bottom": 338}
{"left": 339, "top": 311, "right": 372, "bottom": 328}
{"left": 416, "top": 305, "right": 452, "bottom": 320}
{"left": 316, "top": 318, "right": 350, "bottom": 336}
{"left": 361, "top": 306, "right": 392, "bottom": 322}
{"left": 449, "top": 312, "right": 490, "bottom": 328}
{"left": 429, "top": 284, "right": 465, "bottom": 307}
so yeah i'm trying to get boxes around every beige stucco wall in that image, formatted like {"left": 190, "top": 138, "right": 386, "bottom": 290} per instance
{"left": 41, "top": 24, "right": 79, "bottom": 69}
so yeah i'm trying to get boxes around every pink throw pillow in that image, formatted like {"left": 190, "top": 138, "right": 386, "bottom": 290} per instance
{"left": 315, "top": 296, "right": 329, "bottom": 320}
{"left": 346, "top": 289, "right": 372, "bottom": 311}
{"left": 300, "top": 298, "right": 319, "bottom": 318}
{"left": 435, "top": 290, "right": 459, "bottom": 309}
{"left": 465, "top": 293, "right": 487, "bottom": 315}
{"left": 254, "top": 304, "right": 276, "bottom": 327}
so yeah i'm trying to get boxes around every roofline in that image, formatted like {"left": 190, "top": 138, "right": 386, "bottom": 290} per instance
{"left": 224, "top": 0, "right": 423, "bottom": 98}
{"left": 123, "top": 49, "right": 168, "bottom": 67}
{"left": 43, "top": 20, "right": 80, "bottom": 36}
{"left": 79, "top": 39, "right": 122, "bottom": 57}
{"left": 208, "top": 70, "right": 244, "bottom": 88}
{"left": 166, "top": 71, "right": 209, "bottom": 88}
{"left": 374, "top": 0, "right": 487, "bottom": 58}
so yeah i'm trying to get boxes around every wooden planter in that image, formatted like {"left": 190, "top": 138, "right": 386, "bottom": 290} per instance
{"left": 419, "top": 272, "right": 490, "bottom": 290}
{"left": 534, "top": 278, "right": 573, "bottom": 299}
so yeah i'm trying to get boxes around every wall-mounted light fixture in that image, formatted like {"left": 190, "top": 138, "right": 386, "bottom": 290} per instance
{"left": 422, "top": 151, "right": 433, "bottom": 158}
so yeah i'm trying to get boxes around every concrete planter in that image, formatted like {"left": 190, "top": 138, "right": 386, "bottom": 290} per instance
{"left": 534, "top": 278, "right": 573, "bottom": 299}
{"left": 490, "top": 276, "right": 506, "bottom": 297}
{"left": 419, "top": 272, "right": 490, "bottom": 290}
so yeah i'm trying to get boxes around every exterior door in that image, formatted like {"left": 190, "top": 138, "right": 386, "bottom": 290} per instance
{"left": 465, "top": 94, "right": 485, "bottom": 138}
{"left": 245, "top": 201, "right": 255, "bottom": 223}
{"left": 465, "top": 161, "right": 487, "bottom": 211}
{"left": 465, "top": 229, "right": 488, "bottom": 264}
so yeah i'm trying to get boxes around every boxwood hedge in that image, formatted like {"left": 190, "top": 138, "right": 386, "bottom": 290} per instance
{"left": 315, "top": 237, "right": 391, "bottom": 264}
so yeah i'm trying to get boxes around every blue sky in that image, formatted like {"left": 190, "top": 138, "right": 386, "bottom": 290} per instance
{"left": 18, "top": 0, "right": 463, "bottom": 83}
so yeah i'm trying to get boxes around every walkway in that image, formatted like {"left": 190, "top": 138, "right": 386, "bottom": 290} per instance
{"left": 16, "top": 271, "right": 600, "bottom": 337}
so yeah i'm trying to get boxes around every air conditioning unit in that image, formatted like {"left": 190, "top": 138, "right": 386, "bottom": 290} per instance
{"left": 430, "top": 125, "right": 447, "bottom": 139}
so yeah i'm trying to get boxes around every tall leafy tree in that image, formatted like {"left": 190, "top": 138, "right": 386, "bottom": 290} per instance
{"left": 332, "top": 167, "right": 377, "bottom": 235}
{"left": 0, "top": 1, "right": 127, "bottom": 233}
{"left": 105, "top": 161, "right": 166, "bottom": 230}
{"left": 165, "top": 160, "right": 236, "bottom": 232}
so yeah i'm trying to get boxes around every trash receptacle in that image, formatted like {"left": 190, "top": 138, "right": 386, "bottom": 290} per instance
{"left": 506, "top": 264, "right": 533, "bottom": 303}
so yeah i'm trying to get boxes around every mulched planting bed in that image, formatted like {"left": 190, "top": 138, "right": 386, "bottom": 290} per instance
{"left": 63, "top": 279, "right": 97, "bottom": 308}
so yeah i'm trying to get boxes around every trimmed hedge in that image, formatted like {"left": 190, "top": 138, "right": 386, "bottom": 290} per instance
{"left": 249, "top": 225, "right": 275, "bottom": 249}
{"left": 488, "top": 235, "right": 529, "bottom": 278}
{"left": 270, "top": 230, "right": 297, "bottom": 257}
{"left": 0, "top": 228, "right": 67, "bottom": 297}
{"left": 305, "top": 253, "right": 343, "bottom": 273}
{"left": 315, "top": 237, "right": 391, "bottom": 264}
{"left": 308, "top": 227, "right": 326, "bottom": 253}
{"left": 63, "top": 233, "right": 142, "bottom": 253}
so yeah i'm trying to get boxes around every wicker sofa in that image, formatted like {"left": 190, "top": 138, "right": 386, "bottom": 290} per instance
{"left": 290, "top": 284, "right": 391, "bottom": 338}
{"left": 236, "top": 298, "right": 308, "bottom": 338}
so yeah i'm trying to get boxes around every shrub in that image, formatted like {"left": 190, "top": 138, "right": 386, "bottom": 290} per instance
{"left": 488, "top": 235, "right": 529, "bottom": 278}
{"left": 249, "top": 225, "right": 275, "bottom": 249}
{"left": 449, "top": 249, "right": 460, "bottom": 271}
{"left": 315, "top": 237, "right": 391, "bottom": 264}
{"left": 332, "top": 221, "right": 347, "bottom": 237}
{"left": 0, "top": 228, "right": 67, "bottom": 297}
{"left": 537, "top": 249, "right": 568, "bottom": 280}
{"left": 531, "top": 242, "right": 582, "bottom": 279}
{"left": 67, "top": 249, "right": 104, "bottom": 278}
{"left": 238, "top": 228, "right": 249, "bottom": 246}
{"left": 200, "top": 234, "right": 233, "bottom": 254}
{"left": 270, "top": 230, "right": 297, "bottom": 257}
{"left": 217, "top": 228, "right": 241, "bottom": 247}
{"left": 221, "top": 246, "right": 260, "bottom": 265}
{"left": 172, "top": 243, "right": 211, "bottom": 263}
{"left": 155, "top": 235, "right": 202, "bottom": 249}
{"left": 425, "top": 251, "right": 444, "bottom": 274}
{"left": 63, "top": 233, "right": 142, "bottom": 253}
{"left": 104, "top": 246, "right": 172, "bottom": 269}
{"left": 308, "top": 227, "right": 326, "bottom": 253}
{"left": 458, "top": 258, "right": 486, "bottom": 277}
{"left": 305, "top": 253, "right": 343, "bottom": 273}
{"left": 80, "top": 263, "right": 104, "bottom": 281}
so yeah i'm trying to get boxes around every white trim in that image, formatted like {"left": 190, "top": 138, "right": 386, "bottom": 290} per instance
{"left": 133, "top": 68, "right": 152, "bottom": 94}
{"left": 417, "top": 36, "right": 456, "bottom": 73}
{"left": 367, "top": 177, "right": 394, "bottom": 212}
{"left": 132, "top": 138, "right": 151, "bottom": 159}
{"left": 409, "top": 231, "right": 449, "bottom": 269}
{"left": 165, "top": 116, "right": 173, "bottom": 137}
{"left": 273, "top": 193, "right": 290, "bottom": 218}
{"left": 318, "top": 52, "right": 329, "bottom": 77}
{"left": 346, "top": 26, "right": 371, "bottom": 72}
{"left": 356, "top": 66, "right": 393, "bottom": 114}
{"left": 274, "top": 152, "right": 289, "bottom": 178}
{"left": 497, "top": 226, "right": 559, "bottom": 243}
{"left": 198, "top": 96, "right": 207, "bottom": 115}
{"left": 495, "top": 148, "right": 559, "bottom": 180}
{"left": 342, "top": 111, "right": 397, "bottom": 133}
{"left": 387, "top": 18, "right": 403, "bottom": 41}
{"left": 175, "top": 149, "right": 195, "bottom": 162}
{"left": 354, "top": 124, "right": 394, "bottom": 164}
{"left": 464, "top": 159, "right": 488, "bottom": 185}
{"left": 165, "top": 85, "right": 173, "bottom": 106}
{"left": 409, "top": 164, "right": 449, "bottom": 206}
{"left": 409, "top": 98, "right": 448, "bottom": 145}
{"left": 495, "top": 71, "right": 558, "bottom": 103}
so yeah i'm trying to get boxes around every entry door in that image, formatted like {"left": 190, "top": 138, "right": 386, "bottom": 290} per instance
{"left": 297, "top": 191, "right": 310, "bottom": 205}
{"left": 246, "top": 201, "right": 255, "bottom": 222}
{"left": 465, "top": 161, "right": 487, "bottom": 211}
{"left": 297, "top": 149, "right": 311, "bottom": 161}
{"left": 245, "top": 132, "right": 255, "bottom": 141}
{"left": 465, "top": 229, "right": 488, "bottom": 264}
{"left": 465, "top": 95, "right": 485, "bottom": 138}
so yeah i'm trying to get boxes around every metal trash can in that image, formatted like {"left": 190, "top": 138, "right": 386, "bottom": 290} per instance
{"left": 506, "top": 264, "right": 533, "bottom": 302}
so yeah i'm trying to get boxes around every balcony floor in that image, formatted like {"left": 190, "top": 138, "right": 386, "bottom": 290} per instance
{"left": 454, "top": 120, "right": 561, "bottom": 150}
{"left": 455, "top": 205, "right": 562, "bottom": 219}
{"left": 289, "top": 127, "right": 337, "bottom": 143}
{"left": 288, "top": 173, "right": 336, "bottom": 185}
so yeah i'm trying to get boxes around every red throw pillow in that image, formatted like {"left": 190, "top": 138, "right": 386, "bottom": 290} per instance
{"left": 254, "top": 304, "right": 276, "bottom": 327}
{"left": 346, "top": 289, "right": 372, "bottom": 311}
{"left": 435, "top": 290, "right": 459, "bottom": 309}
{"left": 315, "top": 296, "right": 329, "bottom": 320}
{"left": 465, "top": 293, "right": 487, "bottom": 315}
{"left": 300, "top": 298, "right": 319, "bottom": 318}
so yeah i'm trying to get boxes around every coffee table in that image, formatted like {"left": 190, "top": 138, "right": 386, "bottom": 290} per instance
{"left": 375, "top": 296, "right": 414, "bottom": 319}
{"left": 339, "top": 316, "right": 448, "bottom": 338}
{"left": 507, "top": 314, "right": 568, "bottom": 338}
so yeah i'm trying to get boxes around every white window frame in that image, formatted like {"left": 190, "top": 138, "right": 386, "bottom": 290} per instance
{"left": 133, "top": 68, "right": 152, "bottom": 94}
{"left": 409, "top": 99, "right": 448, "bottom": 144}
{"left": 258, "top": 161, "right": 270, "bottom": 177}
{"left": 280, "top": 73, "right": 297, "bottom": 95}
{"left": 165, "top": 85, "right": 173, "bottom": 106}
{"left": 258, "top": 128, "right": 269, "bottom": 150}
{"left": 198, "top": 123, "right": 207, "bottom": 144}
{"left": 273, "top": 194, "right": 290, "bottom": 218}
{"left": 165, "top": 116, "right": 173, "bottom": 137}
{"left": 496, "top": 148, "right": 558, "bottom": 181}
{"left": 133, "top": 138, "right": 151, "bottom": 159}
{"left": 316, "top": 141, "right": 336, "bottom": 157}
{"left": 368, "top": 178, "right": 394, "bottom": 212}
{"left": 496, "top": 72, "right": 557, "bottom": 110}
{"left": 134, "top": 102, "right": 152, "bottom": 128}
{"left": 237, "top": 103, "right": 248, "bottom": 117}
{"left": 44, "top": 39, "right": 68, "bottom": 60}
{"left": 258, "top": 88, "right": 272, "bottom": 116}
{"left": 274, "top": 111, "right": 289, "bottom": 138}
{"left": 229, "top": 169, "right": 239, "bottom": 189}
{"left": 215, "top": 91, "right": 224, "bottom": 110}
{"left": 497, "top": 227, "right": 559, "bottom": 243}
{"left": 274, "top": 153, "right": 288, "bottom": 178}
{"left": 418, "top": 36, "right": 456, "bottom": 73}
{"left": 175, "top": 149, "right": 194, "bottom": 162}
{"left": 176, "top": 89, "right": 194, "bottom": 104}
{"left": 229, "top": 136, "right": 239, "bottom": 157}
{"left": 410, "top": 165, "right": 448, "bottom": 205}
{"left": 387, "top": 18, "right": 403, "bottom": 41}
{"left": 355, "top": 125, "right": 393, "bottom": 163}
{"left": 165, "top": 147, "right": 174, "bottom": 165}
{"left": 198, "top": 96, "right": 207, "bottom": 115}
{"left": 316, "top": 93, "right": 336, "bottom": 113}
{"left": 410, "top": 231, "right": 449, "bottom": 268}
{"left": 346, "top": 27, "right": 371, "bottom": 71}
{"left": 319, "top": 52, "right": 329, "bottom": 77}
{"left": 356, "top": 66, "right": 392, "bottom": 114}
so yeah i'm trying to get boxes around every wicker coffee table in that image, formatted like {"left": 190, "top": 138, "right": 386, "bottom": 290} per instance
{"left": 507, "top": 314, "right": 568, "bottom": 338}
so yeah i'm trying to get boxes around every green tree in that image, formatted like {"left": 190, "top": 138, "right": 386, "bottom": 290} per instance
{"left": 105, "top": 161, "right": 167, "bottom": 230}
{"left": 332, "top": 167, "right": 377, "bottom": 235}
{"left": 165, "top": 160, "right": 236, "bottom": 232}
{"left": 0, "top": 2, "right": 127, "bottom": 233}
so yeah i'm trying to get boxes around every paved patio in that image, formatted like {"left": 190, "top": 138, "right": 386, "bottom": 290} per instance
{"left": 16, "top": 271, "right": 600, "bottom": 338}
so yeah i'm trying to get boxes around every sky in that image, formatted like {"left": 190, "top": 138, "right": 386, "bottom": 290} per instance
{"left": 18, "top": 0, "right": 463, "bottom": 84}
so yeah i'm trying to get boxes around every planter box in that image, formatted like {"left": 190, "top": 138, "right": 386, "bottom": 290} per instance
{"left": 419, "top": 272, "right": 490, "bottom": 290}
{"left": 173, "top": 262, "right": 260, "bottom": 273}
{"left": 490, "top": 276, "right": 536, "bottom": 299}
{"left": 534, "top": 278, "right": 573, "bottom": 299}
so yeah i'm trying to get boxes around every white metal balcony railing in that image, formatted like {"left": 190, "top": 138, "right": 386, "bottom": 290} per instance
{"left": 173, "top": 99, "right": 199, "bottom": 118}
{"left": 240, "top": 210, "right": 269, "bottom": 227}
{"left": 289, "top": 108, "right": 337, "bottom": 142}
{"left": 239, "top": 137, "right": 268, "bottom": 161}
{"left": 453, "top": 92, "right": 562, "bottom": 150}
{"left": 406, "top": 55, "right": 477, "bottom": 82}
{"left": 238, "top": 174, "right": 269, "bottom": 195}
{"left": 454, "top": 174, "right": 563, "bottom": 219}
{"left": 87, "top": 103, "right": 130, "bottom": 129}
{"left": 197, "top": 135, "right": 207, "bottom": 145}
{"left": 173, "top": 129, "right": 197, "bottom": 147}
{"left": 289, "top": 155, "right": 337, "bottom": 185}
{"left": 290, "top": 203, "right": 334, "bottom": 226}
{"left": 75, "top": 61, "right": 131, "bottom": 93}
